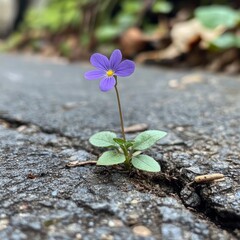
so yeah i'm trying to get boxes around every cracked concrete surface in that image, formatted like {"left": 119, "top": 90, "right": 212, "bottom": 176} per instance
{"left": 0, "top": 54, "right": 239, "bottom": 239}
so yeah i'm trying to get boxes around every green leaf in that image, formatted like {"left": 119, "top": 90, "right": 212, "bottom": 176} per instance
{"left": 152, "top": 1, "right": 173, "bottom": 14}
{"left": 96, "top": 25, "right": 121, "bottom": 42}
{"left": 195, "top": 5, "right": 239, "bottom": 29}
{"left": 132, "top": 130, "right": 167, "bottom": 150}
{"left": 89, "top": 131, "right": 118, "bottom": 148}
{"left": 97, "top": 151, "right": 125, "bottom": 166}
{"left": 211, "top": 33, "right": 240, "bottom": 49}
{"left": 116, "top": 13, "right": 136, "bottom": 28}
{"left": 113, "top": 138, "right": 126, "bottom": 145}
{"left": 123, "top": 1, "right": 142, "bottom": 14}
{"left": 132, "top": 155, "right": 161, "bottom": 172}
{"left": 212, "top": 33, "right": 236, "bottom": 49}
{"left": 125, "top": 142, "right": 134, "bottom": 148}
{"left": 132, "top": 151, "right": 142, "bottom": 157}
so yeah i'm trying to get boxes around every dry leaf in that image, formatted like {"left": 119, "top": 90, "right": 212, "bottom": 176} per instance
{"left": 27, "top": 173, "right": 37, "bottom": 179}
{"left": 124, "top": 123, "right": 148, "bottom": 133}
{"left": 169, "top": 74, "right": 203, "bottom": 89}
{"left": 194, "top": 173, "right": 225, "bottom": 183}
{"left": 181, "top": 74, "right": 203, "bottom": 85}
{"left": 66, "top": 160, "right": 97, "bottom": 168}
{"left": 119, "top": 27, "right": 147, "bottom": 57}
{"left": 120, "top": 26, "right": 165, "bottom": 58}
{"left": 136, "top": 19, "right": 225, "bottom": 64}
{"left": 171, "top": 19, "right": 225, "bottom": 52}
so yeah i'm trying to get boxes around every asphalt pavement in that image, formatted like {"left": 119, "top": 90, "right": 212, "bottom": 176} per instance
{"left": 0, "top": 53, "right": 239, "bottom": 239}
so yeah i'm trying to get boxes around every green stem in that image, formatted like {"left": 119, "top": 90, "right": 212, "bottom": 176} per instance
{"left": 114, "top": 77, "right": 126, "bottom": 141}
{"left": 124, "top": 156, "right": 131, "bottom": 170}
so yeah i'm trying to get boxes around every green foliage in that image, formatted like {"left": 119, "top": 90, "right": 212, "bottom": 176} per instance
{"left": 152, "top": 1, "right": 173, "bottom": 14}
{"left": 96, "top": 26, "right": 121, "bottom": 42}
{"left": 113, "top": 138, "right": 127, "bottom": 145}
{"left": 210, "top": 33, "right": 240, "bottom": 50}
{"left": 195, "top": 5, "right": 240, "bottom": 29}
{"left": 133, "top": 130, "right": 167, "bottom": 150}
{"left": 24, "top": 0, "right": 83, "bottom": 32}
{"left": 90, "top": 130, "right": 167, "bottom": 172}
{"left": 96, "top": 0, "right": 173, "bottom": 43}
{"left": 0, "top": 33, "right": 23, "bottom": 51}
{"left": 4, "top": 0, "right": 239, "bottom": 57}
{"left": 89, "top": 131, "right": 118, "bottom": 148}
{"left": 97, "top": 150, "right": 125, "bottom": 166}
{"left": 123, "top": 1, "right": 142, "bottom": 14}
{"left": 132, "top": 155, "right": 161, "bottom": 172}
{"left": 194, "top": 5, "right": 240, "bottom": 52}
{"left": 3, "top": 0, "right": 174, "bottom": 53}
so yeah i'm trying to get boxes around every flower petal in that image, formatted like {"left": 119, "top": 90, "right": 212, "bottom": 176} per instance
{"left": 110, "top": 49, "right": 122, "bottom": 70}
{"left": 84, "top": 69, "right": 105, "bottom": 80}
{"left": 115, "top": 60, "right": 135, "bottom": 77}
{"left": 99, "top": 77, "right": 116, "bottom": 92}
{"left": 90, "top": 53, "right": 110, "bottom": 70}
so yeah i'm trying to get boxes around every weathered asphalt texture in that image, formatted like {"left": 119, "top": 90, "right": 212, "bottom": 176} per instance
{"left": 0, "top": 54, "right": 239, "bottom": 240}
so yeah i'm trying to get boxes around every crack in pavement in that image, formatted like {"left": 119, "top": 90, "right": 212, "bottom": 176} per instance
{"left": 0, "top": 116, "right": 238, "bottom": 239}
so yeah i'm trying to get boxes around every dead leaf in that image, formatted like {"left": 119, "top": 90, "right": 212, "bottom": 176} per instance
{"left": 124, "top": 123, "right": 148, "bottom": 133}
{"left": 225, "top": 61, "right": 240, "bottom": 74}
{"left": 66, "top": 160, "right": 97, "bottom": 168}
{"left": 194, "top": 173, "right": 225, "bottom": 183}
{"left": 181, "top": 74, "right": 204, "bottom": 86}
{"left": 119, "top": 28, "right": 147, "bottom": 57}
{"left": 136, "top": 19, "right": 225, "bottom": 64}
{"left": 169, "top": 74, "right": 203, "bottom": 89}
{"left": 27, "top": 173, "right": 37, "bottom": 179}
{"left": 171, "top": 19, "right": 225, "bottom": 52}
{"left": 208, "top": 49, "right": 240, "bottom": 72}
{"left": 120, "top": 27, "right": 165, "bottom": 58}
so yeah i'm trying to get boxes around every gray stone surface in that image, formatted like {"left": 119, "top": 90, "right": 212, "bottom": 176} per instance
{"left": 0, "top": 54, "right": 239, "bottom": 239}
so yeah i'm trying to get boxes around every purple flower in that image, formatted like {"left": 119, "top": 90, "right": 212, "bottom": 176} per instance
{"left": 84, "top": 49, "right": 135, "bottom": 92}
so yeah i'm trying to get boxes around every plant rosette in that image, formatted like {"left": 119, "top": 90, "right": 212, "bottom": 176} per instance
{"left": 89, "top": 130, "right": 167, "bottom": 172}
{"left": 85, "top": 49, "right": 167, "bottom": 172}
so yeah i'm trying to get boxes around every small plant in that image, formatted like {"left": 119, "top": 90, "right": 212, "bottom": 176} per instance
{"left": 194, "top": 5, "right": 240, "bottom": 50}
{"left": 84, "top": 49, "right": 167, "bottom": 172}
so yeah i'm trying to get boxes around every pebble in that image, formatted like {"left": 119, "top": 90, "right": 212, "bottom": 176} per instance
{"left": 168, "top": 79, "right": 179, "bottom": 88}
{"left": 0, "top": 219, "right": 9, "bottom": 231}
{"left": 100, "top": 234, "right": 114, "bottom": 240}
{"left": 75, "top": 233, "right": 82, "bottom": 240}
{"left": 130, "top": 199, "right": 139, "bottom": 205}
{"left": 132, "top": 225, "right": 152, "bottom": 237}
{"left": 51, "top": 190, "right": 58, "bottom": 197}
{"left": 127, "top": 213, "right": 139, "bottom": 225}
{"left": 108, "top": 219, "right": 124, "bottom": 227}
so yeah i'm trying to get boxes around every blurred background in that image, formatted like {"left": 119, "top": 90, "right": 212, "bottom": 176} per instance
{"left": 0, "top": 0, "right": 239, "bottom": 74}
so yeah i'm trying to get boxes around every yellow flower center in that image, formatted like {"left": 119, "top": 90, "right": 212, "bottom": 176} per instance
{"left": 106, "top": 69, "right": 114, "bottom": 77}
